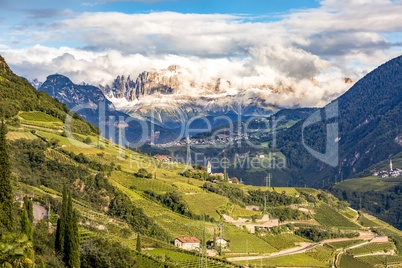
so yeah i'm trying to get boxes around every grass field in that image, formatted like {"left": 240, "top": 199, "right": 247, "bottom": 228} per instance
{"left": 236, "top": 253, "right": 328, "bottom": 267}
{"left": 314, "top": 203, "right": 360, "bottom": 228}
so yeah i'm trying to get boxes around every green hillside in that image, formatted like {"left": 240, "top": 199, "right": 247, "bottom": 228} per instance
{"left": 1, "top": 56, "right": 401, "bottom": 267}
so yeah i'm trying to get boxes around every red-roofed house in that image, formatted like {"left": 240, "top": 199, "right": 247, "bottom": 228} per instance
{"left": 174, "top": 237, "right": 200, "bottom": 250}
{"left": 154, "top": 155, "right": 172, "bottom": 162}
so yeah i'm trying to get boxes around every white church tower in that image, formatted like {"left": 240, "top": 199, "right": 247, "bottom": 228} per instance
{"left": 207, "top": 161, "right": 212, "bottom": 174}
{"left": 390, "top": 159, "right": 393, "bottom": 171}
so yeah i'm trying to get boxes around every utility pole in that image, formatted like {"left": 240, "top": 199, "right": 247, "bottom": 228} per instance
{"left": 265, "top": 173, "right": 271, "bottom": 189}
{"left": 186, "top": 136, "right": 191, "bottom": 167}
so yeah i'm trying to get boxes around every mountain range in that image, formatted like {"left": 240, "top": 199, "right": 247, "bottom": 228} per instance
{"left": 38, "top": 74, "right": 178, "bottom": 144}
{"left": 31, "top": 64, "right": 354, "bottom": 131}
{"left": 17, "top": 55, "right": 402, "bottom": 190}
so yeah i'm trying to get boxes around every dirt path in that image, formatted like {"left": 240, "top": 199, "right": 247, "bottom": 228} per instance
{"left": 355, "top": 251, "right": 394, "bottom": 258}
{"left": 33, "top": 203, "right": 48, "bottom": 222}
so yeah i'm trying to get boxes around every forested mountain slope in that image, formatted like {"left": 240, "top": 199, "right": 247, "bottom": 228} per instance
{"left": 277, "top": 55, "right": 402, "bottom": 187}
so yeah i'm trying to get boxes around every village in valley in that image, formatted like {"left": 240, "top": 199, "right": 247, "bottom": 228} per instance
{"left": 372, "top": 159, "right": 402, "bottom": 178}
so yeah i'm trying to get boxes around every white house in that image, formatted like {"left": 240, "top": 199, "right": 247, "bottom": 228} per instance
{"left": 207, "top": 237, "right": 228, "bottom": 249}
{"left": 174, "top": 237, "right": 200, "bottom": 250}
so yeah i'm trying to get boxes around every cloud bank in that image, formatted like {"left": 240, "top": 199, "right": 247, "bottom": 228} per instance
{"left": 1, "top": 0, "right": 402, "bottom": 108}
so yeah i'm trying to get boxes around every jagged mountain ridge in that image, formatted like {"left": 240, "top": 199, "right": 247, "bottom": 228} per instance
{"left": 38, "top": 74, "right": 179, "bottom": 143}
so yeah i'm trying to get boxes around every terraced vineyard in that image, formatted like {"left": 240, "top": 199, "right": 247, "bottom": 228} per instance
{"left": 263, "top": 233, "right": 310, "bottom": 250}
{"left": 339, "top": 254, "right": 373, "bottom": 268}
{"left": 20, "top": 111, "right": 62, "bottom": 122}
{"left": 133, "top": 197, "right": 216, "bottom": 238}
{"left": 314, "top": 203, "right": 360, "bottom": 228}
{"left": 224, "top": 224, "right": 277, "bottom": 253}
{"left": 305, "top": 245, "right": 335, "bottom": 263}
{"left": 230, "top": 205, "right": 260, "bottom": 219}
{"left": 347, "top": 242, "right": 395, "bottom": 256}
{"left": 358, "top": 255, "right": 402, "bottom": 266}
{"left": 111, "top": 171, "right": 176, "bottom": 193}
{"left": 237, "top": 253, "right": 328, "bottom": 267}
{"left": 146, "top": 248, "right": 238, "bottom": 268}
{"left": 44, "top": 148, "right": 78, "bottom": 165}
{"left": 6, "top": 130, "right": 37, "bottom": 140}
{"left": 183, "top": 192, "right": 228, "bottom": 221}
{"left": 327, "top": 239, "right": 364, "bottom": 249}
{"left": 4, "top": 101, "right": 401, "bottom": 268}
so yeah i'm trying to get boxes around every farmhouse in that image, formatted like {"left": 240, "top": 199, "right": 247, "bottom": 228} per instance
{"left": 174, "top": 237, "right": 200, "bottom": 250}
{"left": 154, "top": 155, "right": 172, "bottom": 162}
{"left": 207, "top": 237, "right": 228, "bottom": 249}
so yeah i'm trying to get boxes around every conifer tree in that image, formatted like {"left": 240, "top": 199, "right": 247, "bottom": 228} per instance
{"left": 21, "top": 202, "right": 33, "bottom": 240}
{"left": 68, "top": 209, "right": 80, "bottom": 268}
{"left": 24, "top": 195, "right": 34, "bottom": 223}
{"left": 55, "top": 186, "right": 68, "bottom": 252}
{"left": 63, "top": 191, "right": 80, "bottom": 268}
{"left": 136, "top": 233, "right": 141, "bottom": 252}
{"left": 0, "top": 118, "right": 14, "bottom": 231}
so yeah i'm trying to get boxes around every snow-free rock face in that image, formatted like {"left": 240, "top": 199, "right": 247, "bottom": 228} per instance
{"left": 99, "top": 65, "right": 231, "bottom": 101}
{"left": 39, "top": 74, "right": 110, "bottom": 109}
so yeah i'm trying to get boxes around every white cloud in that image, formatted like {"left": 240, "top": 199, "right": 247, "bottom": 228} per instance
{"left": 1, "top": 0, "right": 401, "bottom": 108}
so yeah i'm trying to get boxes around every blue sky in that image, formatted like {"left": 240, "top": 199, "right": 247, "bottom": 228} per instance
{"left": 0, "top": 0, "right": 401, "bottom": 107}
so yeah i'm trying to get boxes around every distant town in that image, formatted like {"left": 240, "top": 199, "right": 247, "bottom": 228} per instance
{"left": 372, "top": 159, "right": 402, "bottom": 178}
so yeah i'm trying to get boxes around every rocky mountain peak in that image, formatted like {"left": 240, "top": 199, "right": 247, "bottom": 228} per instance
{"left": 39, "top": 74, "right": 109, "bottom": 109}
{"left": 29, "top": 78, "right": 43, "bottom": 89}
{"left": 344, "top": 77, "right": 354, "bottom": 84}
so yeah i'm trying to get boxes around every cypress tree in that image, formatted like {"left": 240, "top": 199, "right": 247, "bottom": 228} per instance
{"left": 55, "top": 218, "right": 62, "bottom": 252}
{"left": 213, "top": 230, "right": 217, "bottom": 251}
{"left": 0, "top": 118, "right": 14, "bottom": 231}
{"left": 63, "top": 191, "right": 73, "bottom": 264}
{"left": 68, "top": 209, "right": 80, "bottom": 268}
{"left": 24, "top": 195, "right": 34, "bottom": 223}
{"left": 21, "top": 203, "right": 33, "bottom": 240}
{"left": 64, "top": 191, "right": 80, "bottom": 268}
{"left": 56, "top": 186, "right": 68, "bottom": 252}
{"left": 136, "top": 233, "right": 141, "bottom": 252}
